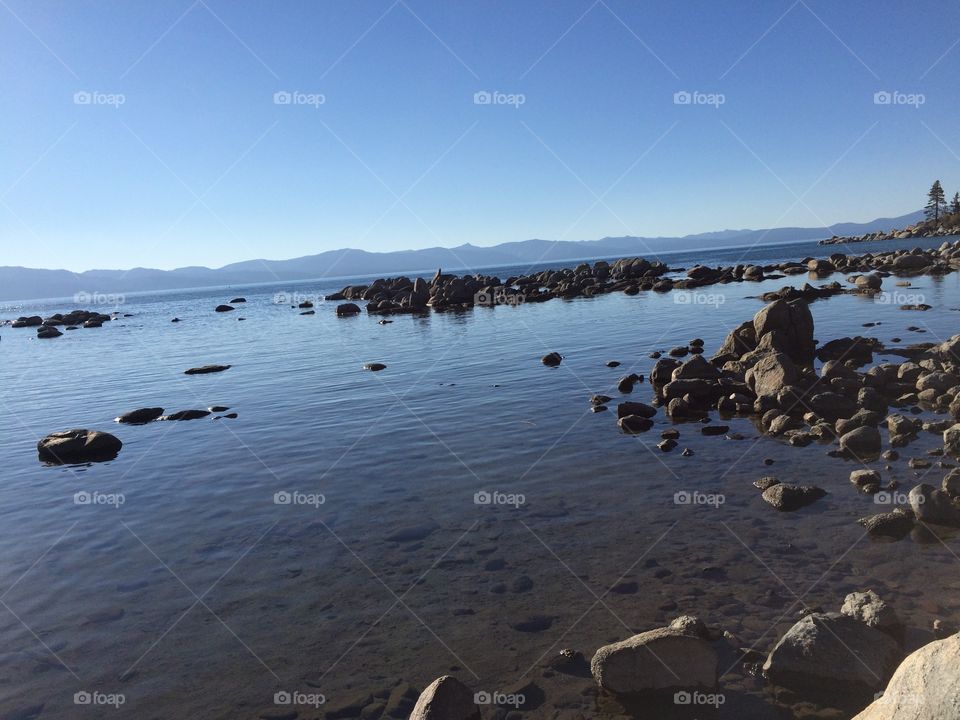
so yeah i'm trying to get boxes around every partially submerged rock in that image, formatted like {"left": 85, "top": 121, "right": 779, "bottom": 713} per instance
{"left": 762, "top": 484, "right": 826, "bottom": 511}
{"left": 591, "top": 623, "right": 718, "bottom": 694}
{"left": 764, "top": 612, "right": 900, "bottom": 694}
{"left": 38, "top": 429, "right": 122, "bottom": 464}
{"left": 115, "top": 408, "right": 164, "bottom": 425}
{"left": 184, "top": 364, "right": 231, "bottom": 375}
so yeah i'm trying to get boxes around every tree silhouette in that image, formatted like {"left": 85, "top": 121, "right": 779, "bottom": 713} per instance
{"left": 952, "top": 192, "right": 960, "bottom": 216}
{"left": 926, "top": 180, "right": 947, "bottom": 222}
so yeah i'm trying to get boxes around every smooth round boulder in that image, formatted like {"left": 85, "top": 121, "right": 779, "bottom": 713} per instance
{"left": 840, "top": 426, "right": 882, "bottom": 458}
{"left": 336, "top": 302, "right": 361, "bottom": 317}
{"left": 37, "top": 429, "right": 122, "bottom": 464}
{"left": 214, "top": 304, "right": 234, "bottom": 312}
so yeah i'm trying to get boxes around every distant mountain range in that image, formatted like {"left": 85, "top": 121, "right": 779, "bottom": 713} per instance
{"left": 0, "top": 211, "right": 925, "bottom": 302}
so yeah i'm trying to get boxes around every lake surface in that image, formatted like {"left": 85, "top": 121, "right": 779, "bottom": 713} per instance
{"left": 3, "top": 235, "right": 960, "bottom": 719}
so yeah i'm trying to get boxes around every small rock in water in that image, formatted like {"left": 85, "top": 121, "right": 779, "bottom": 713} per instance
{"left": 215, "top": 304, "right": 234, "bottom": 312}
{"left": 229, "top": 297, "right": 246, "bottom": 303}
{"left": 184, "top": 364, "right": 231, "bottom": 375}
{"left": 364, "top": 362, "right": 387, "bottom": 371}
{"left": 208, "top": 405, "right": 229, "bottom": 412}
{"left": 541, "top": 352, "right": 563, "bottom": 367}
{"left": 214, "top": 413, "right": 238, "bottom": 420}
{"left": 701, "top": 425, "right": 729, "bottom": 436}
{"left": 115, "top": 407, "right": 164, "bottom": 425}
{"left": 762, "top": 483, "right": 826, "bottom": 511}
{"left": 161, "top": 410, "right": 211, "bottom": 421}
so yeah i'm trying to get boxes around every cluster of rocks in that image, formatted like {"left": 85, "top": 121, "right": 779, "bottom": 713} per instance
{"left": 399, "top": 594, "right": 955, "bottom": 718}
{"left": 820, "top": 222, "right": 958, "bottom": 245}
{"left": 316, "top": 240, "right": 960, "bottom": 319}
{"left": 10, "top": 309, "right": 115, "bottom": 338}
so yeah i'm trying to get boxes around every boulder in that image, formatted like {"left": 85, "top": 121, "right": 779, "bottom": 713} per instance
{"left": 214, "top": 304, "right": 234, "bottom": 312}
{"left": 943, "top": 468, "right": 960, "bottom": 498}
{"left": 752, "top": 299, "right": 815, "bottom": 366}
{"left": 762, "top": 484, "right": 826, "bottom": 511}
{"left": 763, "top": 613, "right": 900, "bottom": 693}
{"left": 37, "top": 429, "right": 122, "bottom": 464}
{"left": 37, "top": 326, "right": 63, "bottom": 339}
{"left": 858, "top": 509, "right": 915, "bottom": 539}
{"left": 840, "top": 591, "right": 900, "bottom": 633}
{"left": 409, "top": 676, "right": 479, "bottom": 720}
{"left": 809, "top": 392, "right": 857, "bottom": 421}
{"left": 115, "top": 408, "right": 164, "bottom": 425}
{"left": 840, "top": 426, "right": 882, "bottom": 458}
{"left": 748, "top": 352, "right": 798, "bottom": 398}
{"left": 618, "top": 415, "right": 653, "bottom": 433}
{"left": 944, "top": 424, "right": 960, "bottom": 456}
{"left": 336, "top": 302, "right": 362, "bottom": 317}
{"left": 908, "top": 484, "right": 960, "bottom": 527}
{"left": 671, "top": 355, "right": 721, "bottom": 381}
{"left": 591, "top": 625, "right": 718, "bottom": 694}
{"left": 616, "top": 402, "right": 656, "bottom": 419}
{"left": 852, "top": 634, "right": 960, "bottom": 720}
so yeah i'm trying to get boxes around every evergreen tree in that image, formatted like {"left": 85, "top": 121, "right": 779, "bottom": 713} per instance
{"left": 952, "top": 192, "right": 960, "bottom": 216}
{"left": 926, "top": 180, "right": 947, "bottom": 222}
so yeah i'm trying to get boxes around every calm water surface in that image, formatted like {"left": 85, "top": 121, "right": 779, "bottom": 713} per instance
{"left": 2, "top": 237, "right": 960, "bottom": 719}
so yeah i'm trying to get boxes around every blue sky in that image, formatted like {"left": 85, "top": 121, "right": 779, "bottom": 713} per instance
{"left": 2, "top": 0, "right": 959, "bottom": 271}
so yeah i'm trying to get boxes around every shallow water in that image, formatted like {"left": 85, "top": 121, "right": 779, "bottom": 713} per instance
{"left": 2, "top": 236, "right": 960, "bottom": 719}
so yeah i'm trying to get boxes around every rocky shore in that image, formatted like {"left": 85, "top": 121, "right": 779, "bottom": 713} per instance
{"left": 819, "top": 221, "right": 958, "bottom": 246}
{"left": 14, "top": 239, "right": 960, "bottom": 719}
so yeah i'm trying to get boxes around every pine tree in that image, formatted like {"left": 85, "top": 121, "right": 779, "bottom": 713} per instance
{"left": 952, "top": 192, "right": 960, "bottom": 216}
{"left": 926, "top": 180, "right": 947, "bottom": 222}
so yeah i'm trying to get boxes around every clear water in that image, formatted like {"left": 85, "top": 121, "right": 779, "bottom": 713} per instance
{"left": 2, "top": 235, "right": 960, "bottom": 719}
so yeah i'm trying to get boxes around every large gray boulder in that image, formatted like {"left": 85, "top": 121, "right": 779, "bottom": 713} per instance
{"left": 409, "top": 676, "right": 480, "bottom": 720}
{"left": 852, "top": 634, "right": 960, "bottom": 720}
{"left": 908, "top": 484, "right": 960, "bottom": 527}
{"left": 752, "top": 299, "right": 815, "bottom": 366}
{"left": 747, "top": 352, "right": 798, "bottom": 398}
{"left": 944, "top": 424, "right": 960, "bottom": 456}
{"left": 763, "top": 613, "right": 900, "bottom": 693}
{"left": 840, "top": 426, "right": 882, "bottom": 458}
{"left": 591, "top": 625, "right": 718, "bottom": 694}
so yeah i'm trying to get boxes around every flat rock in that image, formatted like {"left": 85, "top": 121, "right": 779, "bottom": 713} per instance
{"left": 161, "top": 410, "right": 211, "bottom": 421}
{"left": 184, "top": 364, "right": 231, "bottom": 375}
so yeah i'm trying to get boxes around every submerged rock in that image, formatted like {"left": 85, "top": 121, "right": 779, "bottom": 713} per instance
{"left": 541, "top": 352, "right": 563, "bottom": 367}
{"left": 214, "top": 304, "right": 234, "bottom": 312}
{"left": 364, "top": 362, "right": 387, "bottom": 371}
{"left": 38, "top": 429, "right": 122, "bottom": 464}
{"left": 161, "top": 410, "right": 211, "bottom": 421}
{"left": 858, "top": 509, "right": 915, "bottom": 539}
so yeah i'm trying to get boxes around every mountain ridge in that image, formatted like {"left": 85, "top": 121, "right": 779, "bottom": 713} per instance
{"left": 0, "top": 210, "right": 924, "bottom": 302}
